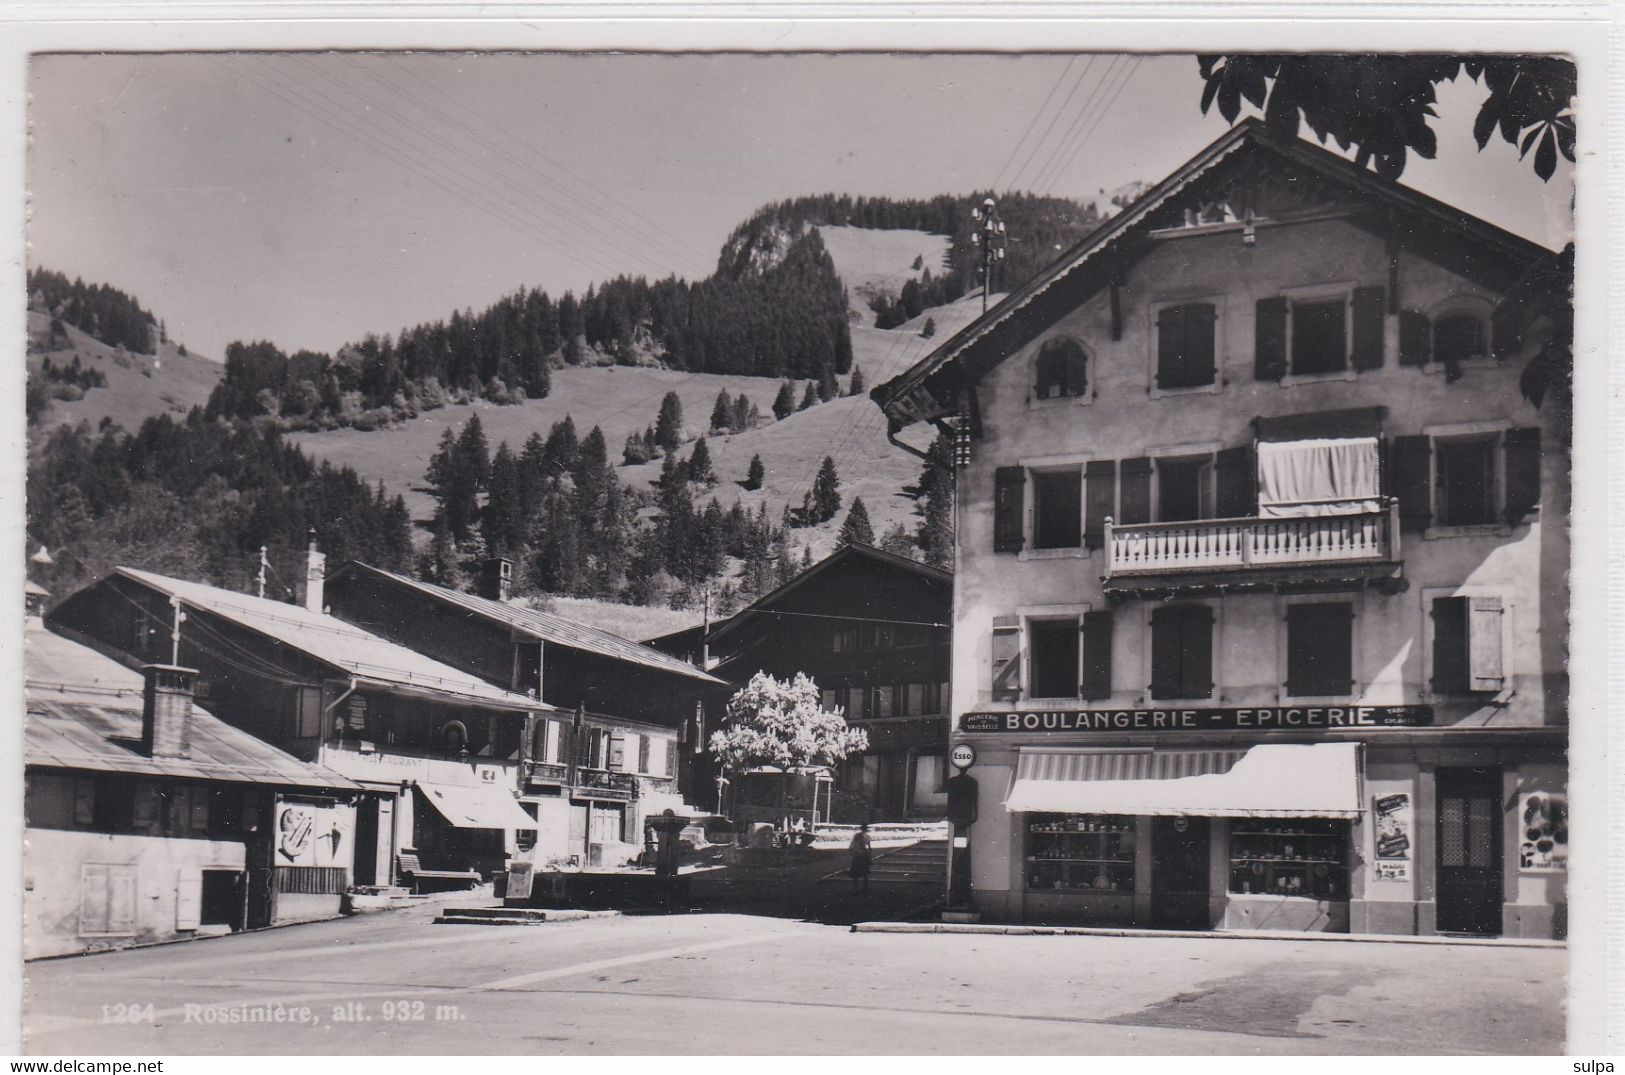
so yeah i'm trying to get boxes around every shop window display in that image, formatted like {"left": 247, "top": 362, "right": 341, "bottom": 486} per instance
{"left": 1026, "top": 814, "right": 1137, "bottom": 892}
{"left": 1229, "top": 819, "right": 1350, "bottom": 899}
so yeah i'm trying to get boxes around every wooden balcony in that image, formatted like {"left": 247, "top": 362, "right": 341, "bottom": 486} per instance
{"left": 526, "top": 761, "right": 569, "bottom": 787}
{"left": 573, "top": 769, "right": 638, "bottom": 801}
{"left": 1103, "top": 502, "right": 1404, "bottom": 597}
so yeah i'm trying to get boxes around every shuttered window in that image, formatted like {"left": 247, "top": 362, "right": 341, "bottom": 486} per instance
{"left": 1156, "top": 303, "right": 1217, "bottom": 388}
{"left": 1286, "top": 603, "right": 1355, "bottom": 697}
{"left": 1291, "top": 298, "right": 1348, "bottom": 375}
{"left": 1433, "top": 596, "right": 1506, "bottom": 693}
{"left": 1150, "top": 605, "right": 1214, "bottom": 701}
{"left": 1029, "top": 619, "right": 1080, "bottom": 699}
{"left": 80, "top": 864, "right": 138, "bottom": 936}
{"left": 993, "top": 467, "right": 1026, "bottom": 553}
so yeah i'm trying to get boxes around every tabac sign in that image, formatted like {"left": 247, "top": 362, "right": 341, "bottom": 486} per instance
{"left": 961, "top": 705, "right": 1433, "bottom": 734}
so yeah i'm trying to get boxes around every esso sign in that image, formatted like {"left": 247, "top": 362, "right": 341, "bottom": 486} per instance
{"left": 950, "top": 743, "right": 977, "bottom": 771}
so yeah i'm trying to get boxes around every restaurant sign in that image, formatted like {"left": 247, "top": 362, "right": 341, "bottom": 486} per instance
{"left": 961, "top": 705, "right": 1433, "bottom": 734}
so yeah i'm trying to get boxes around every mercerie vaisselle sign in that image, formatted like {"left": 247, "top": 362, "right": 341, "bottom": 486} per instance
{"left": 961, "top": 705, "right": 1433, "bottom": 734}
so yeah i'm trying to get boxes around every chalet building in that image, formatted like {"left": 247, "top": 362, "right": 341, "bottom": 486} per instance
{"left": 322, "top": 560, "right": 729, "bottom": 866}
{"left": 47, "top": 554, "right": 546, "bottom": 893}
{"left": 649, "top": 543, "right": 953, "bottom": 824}
{"left": 874, "top": 119, "right": 1569, "bottom": 938}
{"left": 24, "top": 595, "right": 361, "bottom": 958}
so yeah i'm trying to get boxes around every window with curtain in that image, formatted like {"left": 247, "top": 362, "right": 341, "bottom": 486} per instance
{"left": 1256, "top": 437, "right": 1381, "bottom": 517}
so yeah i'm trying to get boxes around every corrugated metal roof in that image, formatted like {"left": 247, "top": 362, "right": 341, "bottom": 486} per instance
{"left": 115, "top": 568, "right": 545, "bottom": 711}
{"left": 336, "top": 563, "right": 724, "bottom": 686}
{"left": 25, "top": 625, "right": 360, "bottom": 790}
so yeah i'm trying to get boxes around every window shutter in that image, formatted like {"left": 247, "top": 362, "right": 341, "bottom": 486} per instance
{"left": 1214, "top": 445, "right": 1255, "bottom": 518}
{"left": 1391, "top": 436, "right": 1433, "bottom": 532}
{"left": 609, "top": 732, "right": 627, "bottom": 772}
{"left": 1398, "top": 310, "right": 1431, "bottom": 366}
{"left": 546, "top": 720, "right": 563, "bottom": 764}
{"left": 993, "top": 467, "right": 1026, "bottom": 552}
{"left": 1080, "top": 611, "right": 1114, "bottom": 701}
{"left": 1182, "top": 605, "right": 1214, "bottom": 699}
{"left": 1118, "top": 457, "right": 1152, "bottom": 525}
{"left": 176, "top": 865, "right": 202, "bottom": 931}
{"left": 80, "top": 864, "right": 111, "bottom": 933}
{"left": 637, "top": 734, "right": 651, "bottom": 774}
{"left": 991, "top": 618, "right": 1022, "bottom": 702}
{"left": 1149, "top": 606, "right": 1181, "bottom": 700}
{"left": 1468, "top": 596, "right": 1505, "bottom": 691}
{"left": 666, "top": 738, "right": 679, "bottom": 781}
{"left": 1286, "top": 603, "right": 1354, "bottom": 697}
{"left": 109, "top": 865, "right": 137, "bottom": 934}
{"left": 1491, "top": 301, "right": 1524, "bottom": 360}
{"left": 1186, "top": 304, "right": 1217, "bottom": 385}
{"left": 1083, "top": 460, "right": 1117, "bottom": 549}
{"left": 1254, "top": 296, "right": 1288, "bottom": 381}
{"left": 1351, "top": 286, "right": 1387, "bottom": 370}
{"left": 1503, "top": 427, "right": 1542, "bottom": 525}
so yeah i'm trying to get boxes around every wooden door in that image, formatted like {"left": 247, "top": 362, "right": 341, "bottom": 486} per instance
{"left": 1436, "top": 767, "right": 1503, "bottom": 935}
{"left": 568, "top": 803, "right": 589, "bottom": 864}
{"left": 1152, "top": 816, "right": 1211, "bottom": 928}
{"left": 352, "top": 797, "right": 378, "bottom": 887}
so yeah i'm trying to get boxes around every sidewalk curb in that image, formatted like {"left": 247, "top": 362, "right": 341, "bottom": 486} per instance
{"left": 850, "top": 921, "right": 1566, "bottom": 949}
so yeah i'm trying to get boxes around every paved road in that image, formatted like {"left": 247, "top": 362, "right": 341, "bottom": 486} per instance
{"left": 23, "top": 907, "right": 1564, "bottom": 1055}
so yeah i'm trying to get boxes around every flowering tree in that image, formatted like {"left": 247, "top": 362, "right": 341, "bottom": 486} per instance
{"left": 708, "top": 671, "right": 869, "bottom": 773}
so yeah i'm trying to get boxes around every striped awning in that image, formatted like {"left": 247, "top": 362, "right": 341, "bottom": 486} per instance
{"left": 1004, "top": 743, "right": 1362, "bottom": 819}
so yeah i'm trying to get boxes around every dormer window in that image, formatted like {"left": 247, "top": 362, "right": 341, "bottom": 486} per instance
{"left": 1034, "top": 338, "right": 1087, "bottom": 400}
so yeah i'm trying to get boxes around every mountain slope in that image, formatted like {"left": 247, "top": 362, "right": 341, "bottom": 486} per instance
{"left": 27, "top": 311, "right": 220, "bottom": 432}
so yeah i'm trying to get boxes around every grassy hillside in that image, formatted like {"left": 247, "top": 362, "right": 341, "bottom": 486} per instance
{"left": 816, "top": 226, "right": 951, "bottom": 326}
{"left": 27, "top": 310, "right": 221, "bottom": 432}
{"left": 283, "top": 228, "right": 988, "bottom": 568}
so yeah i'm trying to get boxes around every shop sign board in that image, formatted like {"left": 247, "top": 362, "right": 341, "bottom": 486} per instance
{"left": 960, "top": 705, "right": 1432, "bottom": 734}
{"left": 1517, "top": 792, "right": 1567, "bottom": 872}
{"left": 1373, "top": 792, "right": 1412, "bottom": 881}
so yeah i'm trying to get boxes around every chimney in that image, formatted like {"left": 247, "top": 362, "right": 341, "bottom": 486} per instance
{"left": 304, "top": 531, "right": 327, "bottom": 614}
{"left": 141, "top": 664, "right": 198, "bottom": 759}
{"left": 479, "top": 557, "right": 513, "bottom": 602}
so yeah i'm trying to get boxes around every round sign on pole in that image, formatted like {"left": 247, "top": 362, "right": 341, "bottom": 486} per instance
{"left": 950, "top": 743, "right": 977, "bottom": 771}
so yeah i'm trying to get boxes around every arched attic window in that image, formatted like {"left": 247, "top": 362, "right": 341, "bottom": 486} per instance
{"left": 1034, "top": 338, "right": 1088, "bottom": 401}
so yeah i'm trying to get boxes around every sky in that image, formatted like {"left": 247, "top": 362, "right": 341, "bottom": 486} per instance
{"left": 27, "top": 52, "right": 1575, "bottom": 362}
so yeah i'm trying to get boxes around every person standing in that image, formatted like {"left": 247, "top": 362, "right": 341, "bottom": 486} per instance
{"left": 848, "top": 823, "right": 872, "bottom": 894}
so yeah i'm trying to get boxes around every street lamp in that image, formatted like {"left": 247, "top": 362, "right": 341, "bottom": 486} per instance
{"left": 970, "top": 196, "right": 1007, "bottom": 314}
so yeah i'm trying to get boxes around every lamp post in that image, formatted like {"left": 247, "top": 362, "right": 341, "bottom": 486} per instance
{"left": 970, "top": 196, "right": 1007, "bottom": 314}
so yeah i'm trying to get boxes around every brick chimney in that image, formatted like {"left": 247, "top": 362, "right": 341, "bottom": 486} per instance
{"left": 141, "top": 665, "right": 198, "bottom": 759}
{"left": 304, "top": 532, "right": 327, "bottom": 614}
{"left": 479, "top": 557, "right": 513, "bottom": 602}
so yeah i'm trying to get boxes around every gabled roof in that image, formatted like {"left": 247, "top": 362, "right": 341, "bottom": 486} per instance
{"left": 25, "top": 623, "right": 360, "bottom": 790}
{"left": 329, "top": 562, "right": 725, "bottom": 687}
{"left": 109, "top": 567, "right": 545, "bottom": 712}
{"left": 875, "top": 117, "right": 1559, "bottom": 427}
{"left": 667, "top": 542, "right": 951, "bottom": 651}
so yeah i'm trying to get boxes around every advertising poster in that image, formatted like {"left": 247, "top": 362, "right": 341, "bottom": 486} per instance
{"left": 1373, "top": 792, "right": 1411, "bottom": 881}
{"left": 1518, "top": 792, "right": 1568, "bottom": 872}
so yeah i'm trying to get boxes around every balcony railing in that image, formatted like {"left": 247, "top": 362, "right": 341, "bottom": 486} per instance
{"left": 1105, "top": 502, "right": 1399, "bottom": 577}
{"left": 526, "top": 761, "right": 569, "bottom": 785}
{"left": 574, "top": 769, "right": 638, "bottom": 800}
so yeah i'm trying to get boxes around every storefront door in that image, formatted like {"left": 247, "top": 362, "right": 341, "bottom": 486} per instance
{"left": 1436, "top": 767, "right": 1503, "bottom": 935}
{"left": 353, "top": 797, "right": 378, "bottom": 887}
{"left": 568, "top": 804, "right": 589, "bottom": 865}
{"left": 1151, "top": 816, "right": 1210, "bottom": 928}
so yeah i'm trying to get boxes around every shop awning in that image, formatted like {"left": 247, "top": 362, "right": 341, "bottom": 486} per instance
{"left": 417, "top": 782, "right": 539, "bottom": 830}
{"left": 1003, "top": 743, "right": 1362, "bottom": 819}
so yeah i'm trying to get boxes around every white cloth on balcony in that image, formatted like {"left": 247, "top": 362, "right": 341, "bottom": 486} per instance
{"left": 1257, "top": 436, "right": 1381, "bottom": 517}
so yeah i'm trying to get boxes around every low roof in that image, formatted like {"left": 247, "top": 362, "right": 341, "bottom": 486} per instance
{"left": 25, "top": 624, "right": 360, "bottom": 790}
{"left": 679, "top": 543, "right": 951, "bottom": 649}
{"left": 331, "top": 562, "right": 725, "bottom": 687}
{"left": 114, "top": 567, "right": 546, "bottom": 712}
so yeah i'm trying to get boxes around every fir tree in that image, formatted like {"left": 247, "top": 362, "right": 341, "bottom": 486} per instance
{"left": 921, "top": 316, "right": 937, "bottom": 339}
{"left": 772, "top": 380, "right": 796, "bottom": 420}
{"left": 848, "top": 365, "right": 866, "bottom": 396}
{"left": 731, "top": 393, "right": 755, "bottom": 432}
{"left": 812, "top": 455, "right": 842, "bottom": 523}
{"left": 687, "top": 436, "right": 715, "bottom": 486}
{"left": 817, "top": 364, "right": 839, "bottom": 403}
{"left": 623, "top": 431, "right": 652, "bottom": 466}
{"left": 654, "top": 391, "right": 685, "bottom": 453}
{"left": 743, "top": 453, "right": 765, "bottom": 491}
{"left": 710, "top": 390, "right": 733, "bottom": 434}
{"left": 542, "top": 415, "right": 579, "bottom": 479}
{"left": 456, "top": 414, "right": 491, "bottom": 488}
{"left": 878, "top": 521, "right": 915, "bottom": 559}
{"left": 799, "top": 381, "right": 818, "bottom": 411}
{"left": 483, "top": 444, "right": 525, "bottom": 557}
{"left": 838, "top": 497, "right": 874, "bottom": 547}
{"left": 915, "top": 429, "right": 955, "bottom": 570}
{"left": 800, "top": 545, "right": 814, "bottom": 570}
